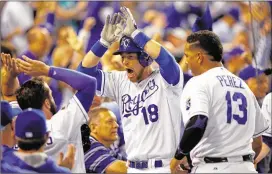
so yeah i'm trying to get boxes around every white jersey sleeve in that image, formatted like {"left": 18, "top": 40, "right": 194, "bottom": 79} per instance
{"left": 182, "top": 77, "right": 209, "bottom": 125}
{"left": 253, "top": 94, "right": 269, "bottom": 138}
{"left": 50, "top": 95, "right": 88, "bottom": 139}
{"left": 261, "top": 93, "right": 272, "bottom": 137}
{"left": 97, "top": 71, "right": 126, "bottom": 100}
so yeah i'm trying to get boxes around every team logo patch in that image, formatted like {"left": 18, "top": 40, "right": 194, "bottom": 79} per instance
{"left": 186, "top": 98, "right": 191, "bottom": 110}
{"left": 121, "top": 38, "right": 130, "bottom": 49}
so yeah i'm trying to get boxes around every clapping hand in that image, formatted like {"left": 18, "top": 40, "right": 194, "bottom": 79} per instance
{"left": 58, "top": 144, "right": 76, "bottom": 170}
{"left": 16, "top": 55, "right": 50, "bottom": 77}
{"left": 100, "top": 13, "right": 125, "bottom": 47}
{"left": 120, "top": 6, "right": 138, "bottom": 37}
{"left": 1, "top": 53, "right": 21, "bottom": 77}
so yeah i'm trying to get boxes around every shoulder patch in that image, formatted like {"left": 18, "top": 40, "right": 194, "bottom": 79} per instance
{"left": 186, "top": 98, "right": 191, "bottom": 111}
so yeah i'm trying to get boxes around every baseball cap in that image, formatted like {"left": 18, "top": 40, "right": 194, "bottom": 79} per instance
{"left": 192, "top": 4, "right": 213, "bottom": 32}
{"left": 15, "top": 108, "right": 47, "bottom": 139}
{"left": 1, "top": 101, "right": 22, "bottom": 130}
{"left": 228, "top": 7, "right": 240, "bottom": 22}
{"left": 223, "top": 46, "right": 244, "bottom": 62}
{"left": 113, "top": 36, "right": 142, "bottom": 55}
{"left": 238, "top": 65, "right": 264, "bottom": 81}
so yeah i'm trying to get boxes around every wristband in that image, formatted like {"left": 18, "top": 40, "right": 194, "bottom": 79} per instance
{"left": 174, "top": 149, "right": 188, "bottom": 160}
{"left": 99, "top": 38, "right": 110, "bottom": 48}
{"left": 131, "top": 30, "right": 151, "bottom": 49}
{"left": 91, "top": 40, "right": 108, "bottom": 57}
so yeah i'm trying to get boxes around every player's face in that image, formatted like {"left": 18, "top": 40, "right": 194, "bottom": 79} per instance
{"left": 247, "top": 74, "right": 269, "bottom": 99}
{"left": 184, "top": 43, "right": 202, "bottom": 76}
{"left": 121, "top": 53, "right": 145, "bottom": 82}
{"left": 96, "top": 111, "right": 119, "bottom": 142}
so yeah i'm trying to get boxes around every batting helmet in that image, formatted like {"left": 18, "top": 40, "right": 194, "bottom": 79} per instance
{"left": 113, "top": 36, "right": 153, "bottom": 67}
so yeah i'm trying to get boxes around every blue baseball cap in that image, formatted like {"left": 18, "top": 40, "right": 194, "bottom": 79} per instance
{"left": 113, "top": 36, "right": 142, "bottom": 55}
{"left": 228, "top": 7, "right": 240, "bottom": 22}
{"left": 1, "top": 101, "right": 22, "bottom": 130}
{"left": 238, "top": 65, "right": 264, "bottom": 81}
{"left": 223, "top": 46, "right": 244, "bottom": 62}
{"left": 15, "top": 108, "right": 47, "bottom": 139}
{"left": 192, "top": 4, "right": 213, "bottom": 32}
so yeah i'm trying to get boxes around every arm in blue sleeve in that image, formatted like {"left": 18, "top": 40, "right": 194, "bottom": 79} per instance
{"left": 156, "top": 47, "right": 181, "bottom": 85}
{"left": 49, "top": 66, "right": 96, "bottom": 112}
{"left": 174, "top": 115, "right": 208, "bottom": 160}
{"left": 76, "top": 62, "right": 102, "bottom": 91}
{"left": 46, "top": 13, "right": 55, "bottom": 26}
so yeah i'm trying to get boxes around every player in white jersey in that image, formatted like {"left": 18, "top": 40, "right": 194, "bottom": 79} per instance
{"left": 170, "top": 30, "right": 269, "bottom": 173}
{"left": 3, "top": 54, "right": 97, "bottom": 173}
{"left": 254, "top": 92, "right": 272, "bottom": 170}
{"left": 77, "top": 8, "right": 184, "bottom": 172}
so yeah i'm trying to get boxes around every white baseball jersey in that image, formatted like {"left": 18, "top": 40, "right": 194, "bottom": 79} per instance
{"left": 98, "top": 69, "right": 184, "bottom": 161}
{"left": 180, "top": 67, "right": 268, "bottom": 165}
{"left": 45, "top": 95, "right": 88, "bottom": 172}
{"left": 262, "top": 92, "right": 271, "bottom": 137}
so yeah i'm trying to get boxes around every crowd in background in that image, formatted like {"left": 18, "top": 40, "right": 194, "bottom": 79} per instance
{"left": 1, "top": 1, "right": 271, "bottom": 173}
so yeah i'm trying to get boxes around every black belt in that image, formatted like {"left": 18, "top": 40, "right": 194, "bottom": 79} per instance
{"left": 204, "top": 154, "right": 253, "bottom": 163}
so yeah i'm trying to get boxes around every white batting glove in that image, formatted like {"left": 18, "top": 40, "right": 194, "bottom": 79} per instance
{"left": 100, "top": 13, "right": 123, "bottom": 47}
{"left": 120, "top": 6, "right": 138, "bottom": 37}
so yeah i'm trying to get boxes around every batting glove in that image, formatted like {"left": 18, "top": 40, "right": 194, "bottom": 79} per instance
{"left": 120, "top": 6, "right": 137, "bottom": 37}
{"left": 100, "top": 13, "right": 124, "bottom": 47}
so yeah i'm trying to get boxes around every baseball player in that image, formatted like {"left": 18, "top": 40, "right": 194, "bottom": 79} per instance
{"left": 1, "top": 101, "right": 22, "bottom": 166}
{"left": 77, "top": 8, "right": 184, "bottom": 172}
{"left": 1, "top": 161, "right": 35, "bottom": 173}
{"left": 9, "top": 108, "right": 73, "bottom": 173}
{"left": 2, "top": 53, "right": 97, "bottom": 173}
{"left": 170, "top": 30, "right": 269, "bottom": 173}
{"left": 254, "top": 92, "right": 272, "bottom": 171}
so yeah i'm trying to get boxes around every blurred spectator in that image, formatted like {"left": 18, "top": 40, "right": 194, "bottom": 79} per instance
{"left": 55, "top": 1, "right": 88, "bottom": 31}
{"left": 1, "top": 2, "right": 34, "bottom": 55}
{"left": 17, "top": 27, "right": 52, "bottom": 85}
{"left": 239, "top": 65, "right": 270, "bottom": 101}
{"left": 85, "top": 107, "right": 127, "bottom": 173}
{"left": 213, "top": 7, "right": 241, "bottom": 43}
{"left": 223, "top": 46, "right": 251, "bottom": 75}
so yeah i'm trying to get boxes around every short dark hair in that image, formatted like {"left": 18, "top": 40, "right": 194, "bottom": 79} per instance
{"left": 16, "top": 77, "right": 50, "bottom": 110}
{"left": 1, "top": 44, "right": 16, "bottom": 56}
{"left": 187, "top": 30, "right": 223, "bottom": 62}
{"left": 17, "top": 137, "right": 47, "bottom": 151}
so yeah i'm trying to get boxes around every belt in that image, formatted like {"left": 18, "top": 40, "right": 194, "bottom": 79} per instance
{"left": 204, "top": 154, "right": 253, "bottom": 163}
{"left": 129, "top": 160, "right": 163, "bottom": 169}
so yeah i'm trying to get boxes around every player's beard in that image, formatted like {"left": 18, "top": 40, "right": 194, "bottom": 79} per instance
{"left": 136, "top": 67, "right": 145, "bottom": 82}
{"left": 50, "top": 100, "right": 57, "bottom": 115}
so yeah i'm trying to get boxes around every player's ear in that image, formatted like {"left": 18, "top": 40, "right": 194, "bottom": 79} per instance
{"left": 197, "top": 52, "right": 203, "bottom": 64}
{"left": 90, "top": 123, "right": 97, "bottom": 133}
{"left": 44, "top": 98, "right": 51, "bottom": 110}
{"left": 44, "top": 133, "right": 49, "bottom": 142}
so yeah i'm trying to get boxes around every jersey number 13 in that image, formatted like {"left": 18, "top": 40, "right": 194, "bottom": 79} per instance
{"left": 225, "top": 91, "right": 247, "bottom": 125}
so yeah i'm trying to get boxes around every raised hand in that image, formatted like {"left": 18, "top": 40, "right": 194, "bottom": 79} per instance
{"left": 100, "top": 13, "right": 124, "bottom": 47}
{"left": 66, "top": 28, "right": 83, "bottom": 52}
{"left": 1, "top": 53, "right": 21, "bottom": 77}
{"left": 120, "top": 6, "right": 137, "bottom": 37}
{"left": 58, "top": 144, "right": 76, "bottom": 170}
{"left": 16, "top": 56, "right": 50, "bottom": 77}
